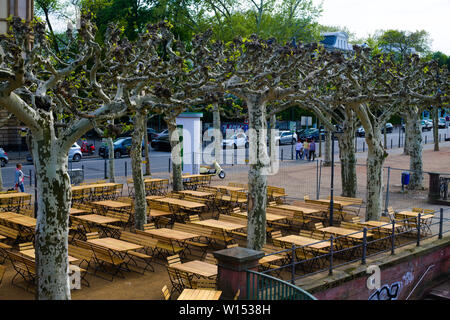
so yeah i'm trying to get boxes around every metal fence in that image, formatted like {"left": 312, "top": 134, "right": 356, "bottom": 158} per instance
{"left": 258, "top": 208, "right": 450, "bottom": 284}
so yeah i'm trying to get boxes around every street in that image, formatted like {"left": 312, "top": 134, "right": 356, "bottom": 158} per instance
{"left": 1, "top": 126, "right": 449, "bottom": 189}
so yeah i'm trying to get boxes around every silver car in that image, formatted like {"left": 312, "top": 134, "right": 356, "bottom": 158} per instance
{"left": 276, "top": 131, "right": 298, "bottom": 145}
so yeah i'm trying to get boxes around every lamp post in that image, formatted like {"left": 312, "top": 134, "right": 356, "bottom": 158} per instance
{"left": 329, "top": 130, "right": 343, "bottom": 226}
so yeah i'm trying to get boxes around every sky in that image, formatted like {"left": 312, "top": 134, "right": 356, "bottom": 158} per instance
{"left": 312, "top": 0, "right": 450, "bottom": 54}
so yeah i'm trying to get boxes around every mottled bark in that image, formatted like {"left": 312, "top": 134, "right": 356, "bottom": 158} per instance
{"left": 143, "top": 119, "right": 151, "bottom": 176}
{"left": 338, "top": 128, "right": 357, "bottom": 198}
{"left": 131, "top": 110, "right": 147, "bottom": 230}
{"left": 407, "top": 112, "right": 423, "bottom": 190}
{"left": 323, "top": 130, "right": 332, "bottom": 166}
{"left": 246, "top": 97, "right": 268, "bottom": 251}
{"left": 432, "top": 106, "right": 439, "bottom": 151}
{"left": 403, "top": 116, "right": 412, "bottom": 155}
{"left": 107, "top": 137, "right": 115, "bottom": 183}
{"left": 32, "top": 122, "right": 71, "bottom": 300}
{"left": 364, "top": 128, "right": 386, "bottom": 221}
{"left": 168, "top": 120, "right": 183, "bottom": 192}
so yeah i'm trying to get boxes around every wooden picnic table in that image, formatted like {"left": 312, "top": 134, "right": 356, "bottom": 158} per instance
{"left": 71, "top": 183, "right": 122, "bottom": 192}
{"left": 92, "top": 200, "right": 132, "bottom": 210}
{"left": 0, "top": 235, "right": 6, "bottom": 240}
{"left": 75, "top": 214, "right": 121, "bottom": 225}
{"left": 171, "top": 260, "right": 218, "bottom": 278}
{"left": 277, "top": 235, "right": 331, "bottom": 250}
{"left": 144, "top": 178, "right": 165, "bottom": 183}
{"left": 178, "top": 190, "right": 214, "bottom": 198}
{"left": 182, "top": 174, "right": 204, "bottom": 179}
{"left": 258, "top": 254, "right": 285, "bottom": 265}
{"left": 70, "top": 208, "right": 89, "bottom": 215}
{"left": 360, "top": 220, "right": 402, "bottom": 232}
{"left": 396, "top": 211, "right": 434, "bottom": 220}
{"left": 191, "top": 219, "right": 246, "bottom": 231}
{"left": 0, "top": 211, "right": 36, "bottom": 228}
{"left": 20, "top": 249, "right": 79, "bottom": 263}
{"left": 151, "top": 197, "right": 206, "bottom": 210}
{"left": 273, "top": 204, "right": 324, "bottom": 215}
{"left": 144, "top": 228, "right": 200, "bottom": 241}
{"left": 177, "top": 288, "right": 222, "bottom": 300}
{"left": 0, "top": 192, "right": 31, "bottom": 200}
{"left": 315, "top": 198, "right": 357, "bottom": 207}
{"left": 233, "top": 211, "right": 287, "bottom": 223}
{"left": 87, "top": 237, "right": 143, "bottom": 252}
{"left": 320, "top": 226, "right": 374, "bottom": 240}
{"left": 210, "top": 185, "right": 245, "bottom": 192}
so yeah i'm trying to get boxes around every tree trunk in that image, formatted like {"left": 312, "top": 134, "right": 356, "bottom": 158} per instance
{"left": 143, "top": 116, "right": 151, "bottom": 176}
{"left": 433, "top": 106, "right": 439, "bottom": 151}
{"left": 364, "top": 129, "right": 387, "bottom": 221}
{"left": 31, "top": 126, "right": 71, "bottom": 300}
{"left": 0, "top": 168, "right": 3, "bottom": 191}
{"left": 167, "top": 120, "right": 183, "bottom": 192}
{"left": 337, "top": 128, "right": 357, "bottom": 198}
{"left": 107, "top": 137, "right": 115, "bottom": 183}
{"left": 323, "top": 130, "right": 332, "bottom": 166}
{"left": 131, "top": 109, "right": 147, "bottom": 230}
{"left": 212, "top": 103, "right": 223, "bottom": 162}
{"left": 403, "top": 116, "right": 413, "bottom": 155}
{"left": 407, "top": 112, "right": 423, "bottom": 190}
{"left": 246, "top": 97, "right": 269, "bottom": 251}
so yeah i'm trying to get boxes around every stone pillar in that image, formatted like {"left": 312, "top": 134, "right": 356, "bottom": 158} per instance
{"left": 213, "top": 247, "right": 265, "bottom": 300}
{"left": 428, "top": 173, "right": 440, "bottom": 204}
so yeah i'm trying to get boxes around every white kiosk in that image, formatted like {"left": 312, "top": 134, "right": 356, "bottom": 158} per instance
{"left": 176, "top": 112, "right": 203, "bottom": 174}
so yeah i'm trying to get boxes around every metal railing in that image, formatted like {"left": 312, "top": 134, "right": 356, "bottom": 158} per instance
{"left": 257, "top": 208, "right": 450, "bottom": 284}
{"left": 246, "top": 269, "right": 317, "bottom": 300}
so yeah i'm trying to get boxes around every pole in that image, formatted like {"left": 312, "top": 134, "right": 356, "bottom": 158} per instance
{"left": 104, "top": 158, "right": 108, "bottom": 179}
{"left": 439, "top": 208, "right": 443, "bottom": 239}
{"left": 330, "top": 132, "right": 335, "bottom": 226}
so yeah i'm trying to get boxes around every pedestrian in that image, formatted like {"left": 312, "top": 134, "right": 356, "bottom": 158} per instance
{"left": 295, "top": 139, "right": 303, "bottom": 160}
{"left": 309, "top": 139, "right": 316, "bottom": 161}
{"left": 303, "top": 139, "right": 309, "bottom": 161}
{"left": 14, "top": 163, "right": 28, "bottom": 192}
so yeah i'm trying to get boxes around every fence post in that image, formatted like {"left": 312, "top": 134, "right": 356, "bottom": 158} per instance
{"left": 81, "top": 165, "right": 85, "bottom": 182}
{"left": 439, "top": 208, "right": 443, "bottom": 239}
{"left": 281, "top": 149, "right": 284, "bottom": 162}
{"left": 29, "top": 170, "right": 32, "bottom": 187}
{"left": 363, "top": 142, "right": 365, "bottom": 152}
{"left": 291, "top": 143, "right": 294, "bottom": 160}
{"left": 384, "top": 167, "right": 391, "bottom": 216}
{"left": 168, "top": 158, "right": 171, "bottom": 173}
{"left": 391, "top": 220, "right": 395, "bottom": 255}
{"left": 390, "top": 139, "right": 393, "bottom": 149}
{"left": 328, "top": 236, "right": 334, "bottom": 276}
{"left": 34, "top": 172, "right": 37, "bottom": 218}
{"left": 417, "top": 212, "right": 421, "bottom": 246}
{"left": 425, "top": 136, "right": 427, "bottom": 144}
{"left": 362, "top": 228, "right": 367, "bottom": 265}
{"left": 124, "top": 162, "right": 127, "bottom": 178}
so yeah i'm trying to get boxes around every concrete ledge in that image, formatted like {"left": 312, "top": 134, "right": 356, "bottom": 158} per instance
{"left": 295, "top": 235, "right": 450, "bottom": 295}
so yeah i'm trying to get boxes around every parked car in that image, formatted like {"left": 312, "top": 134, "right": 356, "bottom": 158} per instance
{"left": 99, "top": 137, "right": 148, "bottom": 158}
{"left": 25, "top": 143, "right": 82, "bottom": 163}
{"left": 275, "top": 131, "right": 298, "bottom": 145}
{"left": 0, "top": 148, "right": 8, "bottom": 167}
{"left": 222, "top": 132, "right": 249, "bottom": 149}
{"left": 381, "top": 123, "right": 394, "bottom": 134}
{"left": 422, "top": 120, "right": 432, "bottom": 131}
{"left": 301, "top": 128, "right": 325, "bottom": 141}
{"left": 438, "top": 118, "right": 447, "bottom": 129}
{"left": 150, "top": 129, "right": 171, "bottom": 151}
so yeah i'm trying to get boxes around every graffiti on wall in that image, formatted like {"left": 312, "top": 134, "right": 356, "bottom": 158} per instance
{"left": 368, "top": 282, "right": 403, "bottom": 300}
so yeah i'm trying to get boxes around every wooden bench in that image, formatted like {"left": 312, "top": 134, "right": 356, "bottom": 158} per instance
{"left": 69, "top": 243, "right": 95, "bottom": 270}
{"left": 7, "top": 251, "right": 36, "bottom": 292}
{"left": 0, "top": 224, "right": 20, "bottom": 241}
{"left": 267, "top": 186, "right": 286, "bottom": 203}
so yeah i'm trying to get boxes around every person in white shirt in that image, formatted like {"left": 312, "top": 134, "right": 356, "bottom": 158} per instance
{"left": 295, "top": 139, "right": 303, "bottom": 160}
